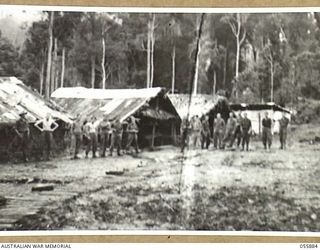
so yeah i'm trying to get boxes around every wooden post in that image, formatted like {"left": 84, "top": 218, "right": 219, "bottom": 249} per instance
{"left": 258, "top": 112, "right": 261, "bottom": 136}
{"left": 171, "top": 121, "right": 177, "bottom": 145}
{"left": 151, "top": 122, "right": 156, "bottom": 150}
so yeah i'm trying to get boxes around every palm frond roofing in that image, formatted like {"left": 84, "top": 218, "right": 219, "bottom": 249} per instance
{"left": 0, "top": 77, "right": 72, "bottom": 125}
{"left": 168, "top": 94, "right": 224, "bottom": 119}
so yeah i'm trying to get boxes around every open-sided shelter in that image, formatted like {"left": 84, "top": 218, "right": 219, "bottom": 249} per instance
{"left": 51, "top": 87, "right": 180, "bottom": 148}
{"left": 0, "top": 77, "right": 73, "bottom": 161}
{"left": 230, "top": 103, "right": 291, "bottom": 134}
{"left": 168, "top": 94, "right": 230, "bottom": 137}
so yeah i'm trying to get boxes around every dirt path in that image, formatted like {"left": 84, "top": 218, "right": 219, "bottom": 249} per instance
{"left": 1, "top": 124, "right": 320, "bottom": 231}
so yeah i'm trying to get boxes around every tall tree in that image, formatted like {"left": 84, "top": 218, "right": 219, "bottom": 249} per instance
{"left": 45, "top": 11, "right": 54, "bottom": 99}
{"left": 221, "top": 13, "right": 247, "bottom": 100}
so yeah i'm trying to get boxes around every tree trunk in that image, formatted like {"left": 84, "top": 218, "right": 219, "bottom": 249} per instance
{"left": 235, "top": 36, "right": 240, "bottom": 100}
{"left": 39, "top": 62, "right": 45, "bottom": 95}
{"left": 60, "top": 47, "right": 65, "bottom": 88}
{"left": 146, "top": 20, "right": 151, "bottom": 88}
{"left": 193, "top": 41, "right": 201, "bottom": 95}
{"left": 55, "top": 65, "right": 59, "bottom": 91}
{"left": 150, "top": 14, "right": 155, "bottom": 88}
{"left": 171, "top": 44, "right": 176, "bottom": 94}
{"left": 45, "top": 11, "right": 54, "bottom": 100}
{"left": 223, "top": 46, "right": 227, "bottom": 88}
{"left": 101, "top": 34, "right": 106, "bottom": 89}
{"left": 51, "top": 37, "right": 58, "bottom": 94}
{"left": 90, "top": 55, "right": 95, "bottom": 88}
{"left": 270, "top": 61, "right": 274, "bottom": 102}
{"left": 213, "top": 70, "right": 217, "bottom": 95}
{"left": 118, "top": 64, "right": 121, "bottom": 85}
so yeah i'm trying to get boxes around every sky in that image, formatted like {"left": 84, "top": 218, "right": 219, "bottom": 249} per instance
{"left": 0, "top": 9, "right": 41, "bottom": 24}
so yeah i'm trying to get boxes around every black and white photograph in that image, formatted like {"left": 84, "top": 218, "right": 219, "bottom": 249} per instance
{"left": 0, "top": 6, "right": 319, "bottom": 232}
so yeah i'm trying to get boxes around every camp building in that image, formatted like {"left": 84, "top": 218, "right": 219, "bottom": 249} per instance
{"left": 0, "top": 77, "right": 72, "bottom": 161}
{"left": 51, "top": 87, "right": 180, "bottom": 148}
{"left": 230, "top": 103, "right": 291, "bottom": 135}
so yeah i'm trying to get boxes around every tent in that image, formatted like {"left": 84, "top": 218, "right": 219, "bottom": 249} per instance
{"left": 51, "top": 87, "right": 180, "bottom": 148}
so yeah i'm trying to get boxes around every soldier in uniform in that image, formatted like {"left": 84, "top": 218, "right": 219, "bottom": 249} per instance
{"left": 279, "top": 113, "right": 290, "bottom": 150}
{"left": 9, "top": 111, "right": 30, "bottom": 162}
{"left": 201, "top": 115, "right": 211, "bottom": 149}
{"left": 180, "top": 116, "right": 190, "bottom": 153}
{"left": 125, "top": 116, "right": 140, "bottom": 154}
{"left": 83, "top": 116, "right": 98, "bottom": 158}
{"left": 240, "top": 112, "right": 252, "bottom": 151}
{"left": 72, "top": 114, "right": 83, "bottom": 159}
{"left": 34, "top": 113, "right": 59, "bottom": 161}
{"left": 109, "top": 118, "right": 123, "bottom": 156}
{"left": 213, "top": 113, "right": 225, "bottom": 149}
{"left": 222, "top": 112, "right": 237, "bottom": 148}
{"left": 191, "top": 115, "right": 202, "bottom": 148}
{"left": 262, "top": 112, "right": 273, "bottom": 150}
{"left": 233, "top": 112, "right": 243, "bottom": 148}
{"left": 99, "top": 115, "right": 112, "bottom": 157}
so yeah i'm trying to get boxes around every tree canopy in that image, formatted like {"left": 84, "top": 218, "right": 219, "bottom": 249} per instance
{"left": 1, "top": 11, "right": 320, "bottom": 106}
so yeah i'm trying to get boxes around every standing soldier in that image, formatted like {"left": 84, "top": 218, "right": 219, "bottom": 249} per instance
{"left": 262, "top": 112, "right": 272, "bottom": 150}
{"left": 84, "top": 116, "right": 98, "bottom": 158}
{"left": 72, "top": 114, "right": 83, "bottom": 159}
{"left": 109, "top": 118, "right": 123, "bottom": 156}
{"left": 234, "top": 112, "right": 243, "bottom": 148}
{"left": 34, "top": 113, "right": 59, "bottom": 161}
{"left": 279, "top": 113, "right": 290, "bottom": 150}
{"left": 9, "top": 111, "right": 30, "bottom": 162}
{"left": 180, "top": 116, "right": 190, "bottom": 153}
{"left": 213, "top": 113, "right": 225, "bottom": 149}
{"left": 201, "top": 115, "right": 211, "bottom": 149}
{"left": 125, "top": 116, "right": 140, "bottom": 154}
{"left": 240, "top": 112, "right": 252, "bottom": 151}
{"left": 222, "top": 112, "right": 237, "bottom": 149}
{"left": 191, "top": 115, "right": 202, "bottom": 148}
{"left": 99, "top": 115, "right": 112, "bottom": 157}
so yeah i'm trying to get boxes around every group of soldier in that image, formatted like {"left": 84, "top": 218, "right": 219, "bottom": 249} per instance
{"left": 9, "top": 111, "right": 140, "bottom": 162}
{"left": 180, "top": 111, "right": 290, "bottom": 153}
{"left": 72, "top": 115, "right": 140, "bottom": 159}
{"left": 9, "top": 111, "right": 60, "bottom": 162}
{"left": 10, "top": 109, "right": 290, "bottom": 163}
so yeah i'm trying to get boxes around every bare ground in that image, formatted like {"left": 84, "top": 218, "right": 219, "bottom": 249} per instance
{"left": 1, "top": 123, "right": 320, "bottom": 231}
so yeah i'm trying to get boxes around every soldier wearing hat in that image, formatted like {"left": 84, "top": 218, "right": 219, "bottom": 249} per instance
{"left": 9, "top": 111, "right": 30, "bottom": 162}
{"left": 125, "top": 116, "right": 140, "bottom": 154}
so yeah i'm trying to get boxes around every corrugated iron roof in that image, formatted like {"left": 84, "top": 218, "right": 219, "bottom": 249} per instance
{"left": 230, "top": 103, "right": 291, "bottom": 113}
{"left": 52, "top": 87, "right": 177, "bottom": 123}
{"left": 51, "top": 87, "right": 163, "bottom": 99}
{"left": 168, "top": 94, "right": 224, "bottom": 119}
{"left": 0, "top": 77, "right": 73, "bottom": 125}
